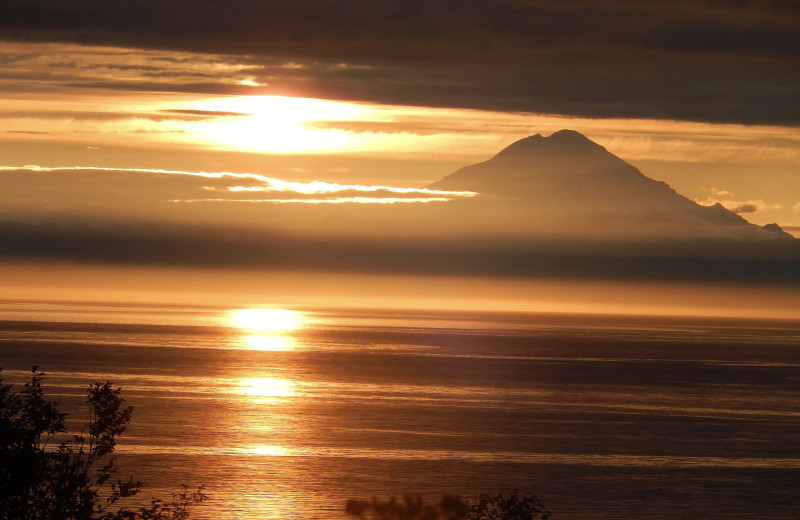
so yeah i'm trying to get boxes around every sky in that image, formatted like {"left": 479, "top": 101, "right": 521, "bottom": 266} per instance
{"left": 1, "top": 1, "right": 799, "bottom": 316}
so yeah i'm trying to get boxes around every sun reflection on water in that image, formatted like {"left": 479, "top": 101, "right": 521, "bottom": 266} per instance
{"left": 229, "top": 308, "right": 303, "bottom": 351}
{"left": 232, "top": 308, "right": 303, "bottom": 332}
{"left": 219, "top": 375, "right": 303, "bottom": 519}
{"left": 221, "top": 308, "right": 309, "bottom": 518}
{"left": 246, "top": 444, "right": 295, "bottom": 457}
{"left": 240, "top": 334, "right": 297, "bottom": 352}
{"left": 239, "top": 377, "right": 296, "bottom": 399}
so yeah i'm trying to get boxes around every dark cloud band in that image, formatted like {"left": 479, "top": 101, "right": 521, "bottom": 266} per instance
{"left": 2, "top": 219, "right": 799, "bottom": 284}
{"left": 1, "top": 1, "right": 799, "bottom": 126}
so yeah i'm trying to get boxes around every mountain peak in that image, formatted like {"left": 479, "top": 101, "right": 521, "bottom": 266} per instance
{"left": 548, "top": 129, "right": 597, "bottom": 144}
{"left": 427, "top": 129, "right": 635, "bottom": 197}
{"left": 762, "top": 222, "right": 795, "bottom": 239}
{"left": 494, "top": 129, "right": 607, "bottom": 159}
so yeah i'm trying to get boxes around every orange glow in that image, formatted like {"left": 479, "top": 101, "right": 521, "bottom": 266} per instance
{"left": 238, "top": 377, "right": 296, "bottom": 399}
{"left": 238, "top": 334, "right": 297, "bottom": 352}
{"left": 231, "top": 308, "right": 302, "bottom": 332}
{"left": 229, "top": 308, "right": 303, "bottom": 351}
{"left": 190, "top": 95, "right": 362, "bottom": 153}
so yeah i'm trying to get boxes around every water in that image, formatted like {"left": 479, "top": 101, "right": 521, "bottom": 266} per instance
{"left": 1, "top": 300, "right": 799, "bottom": 519}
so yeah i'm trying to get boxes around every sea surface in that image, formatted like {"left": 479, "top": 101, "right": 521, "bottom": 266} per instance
{"left": 1, "top": 300, "right": 799, "bottom": 519}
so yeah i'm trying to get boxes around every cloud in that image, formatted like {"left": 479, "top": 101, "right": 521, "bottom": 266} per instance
{"left": 710, "top": 187, "right": 733, "bottom": 198}
{"left": 0, "top": 165, "right": 476, "bottom": 206}
{"left": 3, "top": 42, "right": 800, "bottom": 165}
{"left": 0, "top": 42, "right": 259, "bottom": 91}
{"left": 1, "top": 2, "right": 799, "bottom": 125}
{"left": 173, "top": 197, "right": 454, "bottom": 204}
{"left": 1, "top": 219, "right": 799, "bottom": 285}
{"left": 700, "top": 199, "right": 780, "bottom": 215}
{"left": 794, "top": 202, "right": 800, "bottom": 213}
{"left": 4, "top": 1, "right": 799, "bottom": 62}
{"left": 696, "top": 187, "right": 781, "bottom": 215}
{"left": 783, "top": 226, "right": 800, "bottom": 237}
{"left": 727, "top": 203, "right": 759, "bottom": 214}
{"left": 160, "top": 109, "right": 252, "bottom": 118}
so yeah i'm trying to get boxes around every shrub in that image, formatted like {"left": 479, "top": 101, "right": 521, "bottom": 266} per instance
{"left": 0, "top": 366, "right": 206, "bottom": 520}
{"left": 345, "top": 490, "right": 550, "bottom": 520}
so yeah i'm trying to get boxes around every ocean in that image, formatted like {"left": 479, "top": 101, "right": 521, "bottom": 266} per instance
{"left": 1, "top": 300, "right": 799, "bottom": 519}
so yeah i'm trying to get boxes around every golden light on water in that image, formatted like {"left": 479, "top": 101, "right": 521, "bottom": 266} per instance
{"left": 239, "top": 377, "right": 296, "bottom": 398}
{"left": 246, "top": 444, "right": 294, "bottom": 457}
{"left": 230, "top": 308, "right": 304, "bottom": 351}
{"left": 240, "top": 334, "right": 297, "bottom": 352}
{"left": 231, "top": 308, "right": 303, "bottom": 332}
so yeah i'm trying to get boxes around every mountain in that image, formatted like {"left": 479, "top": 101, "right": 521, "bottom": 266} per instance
{"left": 427, "top": 130, "right": 790, "bottom": 241}
{"left": 1, "top": 131, "right": 796, "bottom": 284}
{"left": 1, "top": 131, "right": 797, "bottom": 282}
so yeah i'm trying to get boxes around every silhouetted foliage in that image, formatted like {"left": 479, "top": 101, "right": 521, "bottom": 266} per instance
{"left": 345, "top": 494, "right": 469, "bottom": 520}
{"left": 0, "top": 366, "right": 206, "bottom": 520}
{"left": 469, "top": 491, "right": 550, "bottom": 520}
{"left": 345, "top": 491, "right": 550, "bottom": 520}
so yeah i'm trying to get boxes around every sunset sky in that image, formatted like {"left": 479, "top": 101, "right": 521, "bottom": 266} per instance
{"left": 1, "top": 1, "right": 799, "bottom": 316}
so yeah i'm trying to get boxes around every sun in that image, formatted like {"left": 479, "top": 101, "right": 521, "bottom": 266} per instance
{"left": 189, "top": 95, "right": 363, "bottom": 154}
